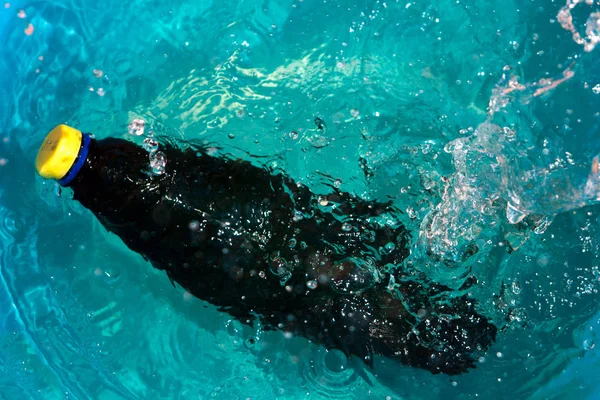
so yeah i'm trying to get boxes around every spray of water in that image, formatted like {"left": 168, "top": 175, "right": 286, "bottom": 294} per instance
{"left": 418, "top": 62, "right": 600, "bottom": 266}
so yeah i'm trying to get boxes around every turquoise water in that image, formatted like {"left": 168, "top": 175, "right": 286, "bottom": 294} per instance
{"left": 1, "top": 0, "right": 600, "bottom": 398}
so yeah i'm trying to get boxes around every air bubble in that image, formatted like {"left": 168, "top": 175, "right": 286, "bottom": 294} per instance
{"left": 289, "top": 131, "right": 299, "bottom": 140}
{"left": 307, "top": 280, "right": 318, "bottom": 289}
{"left": 383, "top": 242, "right": 396, "bottom": 253}
{"left": 307, "top": 134, "right": 330, "bottom": 148}
{"left": 511, "top": 281, "right": 521, "bottom": 295}
{"left": 128, "top": 119, "right": 145, "bottom": 136}
{"left": 143, "top": 138, "right": 159, "bottom": 153}
{"left": 269, "top": 257, "right": 291, "bottom": 280}
{"left": 149, "top": 151, "right": 167, "bottom": 175}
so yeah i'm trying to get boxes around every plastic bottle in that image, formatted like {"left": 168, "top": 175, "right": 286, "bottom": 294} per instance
{"left": 35, "top": 124, "right": 497, "bottom": 375}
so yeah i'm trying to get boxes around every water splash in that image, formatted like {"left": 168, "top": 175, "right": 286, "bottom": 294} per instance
{"left": 419, "top": 65, "right": 600, "bottom": 264}
{"left": 557, "top": 0, "right": 600, "bottom": 52}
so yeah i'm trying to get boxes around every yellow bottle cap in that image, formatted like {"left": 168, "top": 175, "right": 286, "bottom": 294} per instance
{"left": 35, "top": 124, "right": 83, "bottom": 180}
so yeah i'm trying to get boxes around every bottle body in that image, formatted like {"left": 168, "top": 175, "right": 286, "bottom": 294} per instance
{"left": 67, "top": 137, "right": 497, "bottom": 375}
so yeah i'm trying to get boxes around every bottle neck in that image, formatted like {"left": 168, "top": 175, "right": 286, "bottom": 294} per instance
{"left": 58, "top": 133, "right": 92, "bottom": 187}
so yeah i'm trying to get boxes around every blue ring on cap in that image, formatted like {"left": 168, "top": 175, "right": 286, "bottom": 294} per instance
{"left": 58, "top": 133, "right": 91, "bottom": 186}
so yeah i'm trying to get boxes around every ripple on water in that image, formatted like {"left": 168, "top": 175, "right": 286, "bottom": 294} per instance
{"left": 298, "top": 347, "right": 363, "bottom": 399}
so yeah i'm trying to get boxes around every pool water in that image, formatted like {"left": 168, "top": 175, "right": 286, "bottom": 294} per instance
{"left": 1, "top": 0, "right": 600, "bottom": 399}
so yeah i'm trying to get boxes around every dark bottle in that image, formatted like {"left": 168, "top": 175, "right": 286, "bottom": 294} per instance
{"left": 36, "top": 124, "right": 497, "bottom": 375}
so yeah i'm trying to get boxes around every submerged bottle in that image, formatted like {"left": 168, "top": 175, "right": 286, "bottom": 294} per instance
{"left": 35, "top": 124, "right": 497, "bottom": 375}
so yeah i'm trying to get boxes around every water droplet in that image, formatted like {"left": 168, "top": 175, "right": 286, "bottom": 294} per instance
{"left": 289, "top": 131, "right": 299, "bottom": 140}
{"left": 318, "top": 196, "right": 329, "bottom": 206}
{"left": 593, "top": 84, "right": 600, "bottom": 95}
{"left": 259, "top": 271, "right": 266, "bottom": 278}
{"left": 142, "top": 138, "right": 159, "bottom": 153}
{"left": 189, "top": 220, "right": 200, "bottom": 231}
{"left": 97, "top": 88, "right": 105, "bottom": 97}
{"left": 334, "top": 179, "right": 342, "bottom": 188}
{"left": 149, "top": 151, "right": 167, "bottom": 175}
{"left": 306, "top": 280, "right": 318, "bottom": 289}
{"left": 128, "top": 119, "right": 145, "bottom": 136}
{"left": 496, "top": 352, "right": 503, "bottom": 358}
{"left": 583, "top": 339, "right": 595, "bottom": 350}
{"left": 93, "top": 69, "right": 103, "bottom": 78}
{"left": 288, "top": 238, "right": 297, "bottom": 248}
{"left": 24, "top": 23, "right": 34, "bottom": 36}
{"left": 506, "top": 202, "right": 527, "bottom": 224}
{"left": 406, "top": 206, "right": 417, "bottom": 219}
{"left": 534, "top": 216, "right": 553, "bottom": 234}
{"left": 350, "top": 109, "right": 360, "bottom": 118}
{"left": 293, "top": 210, "right": 304, "bottom": 221}
{"left": 244, "top": 338, "right": 256, "bottom": 349}
{"left": 341, "top": 223, "right": 352, "bottom": 232}
{"left": 511, "top": 281, "right": 521, "bottom": 295}
{"left": 300, "top": 241, "right": 308, "bottom": 250}
{"left": 307, "top": 134, "right": 330, "bottom": 148}
{"left": 228, "top": 133, "right": 235, "bottom": 139}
